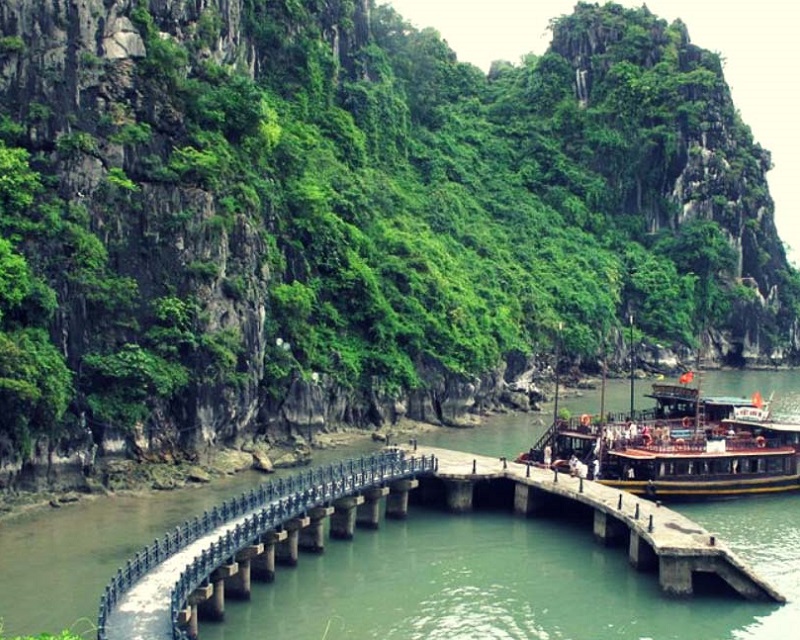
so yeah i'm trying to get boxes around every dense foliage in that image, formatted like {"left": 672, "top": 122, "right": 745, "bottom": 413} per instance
{"left": 1, "top": 0, "right": 798, "bottom": 458}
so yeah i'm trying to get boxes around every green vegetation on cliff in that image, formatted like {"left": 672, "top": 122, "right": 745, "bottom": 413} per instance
{"left": 1, "top": 1, "right": 798, "bottom": 458}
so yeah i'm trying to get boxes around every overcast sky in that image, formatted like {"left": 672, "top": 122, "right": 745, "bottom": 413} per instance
{"left": 381, "top": 0, "right": 799, "bottom": 266}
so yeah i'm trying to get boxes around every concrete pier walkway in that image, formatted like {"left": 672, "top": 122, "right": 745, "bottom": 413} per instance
{"left": 418, "top": 445, "right": 785, "bottom": 603}
{"left": 99, "top": 445, "right": 784, "bottom": 640}
{"left": 104, "top": 509, "right": 254, "bottom": 639}
{"left": 101, "top": 451, "right": 431, "bottom": 640}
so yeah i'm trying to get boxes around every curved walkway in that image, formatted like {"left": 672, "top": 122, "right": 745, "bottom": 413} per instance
{"left": 98, "top": 451, "right": 435, "bottom": 640}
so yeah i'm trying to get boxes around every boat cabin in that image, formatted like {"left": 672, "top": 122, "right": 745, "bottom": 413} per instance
{"left": 647, "top": 383, "right": 761, "bottom": 424}
{"left": 603, "top": 446, "right": 797, "bottom": 483}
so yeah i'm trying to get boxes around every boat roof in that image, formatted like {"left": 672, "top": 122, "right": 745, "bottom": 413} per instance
{"left": 722, "top": 418, "right": 800, "bottom": 434}
{"left": 646, "top": 384, "right": 698, "bottom": 400}
{"left": 609, "top": 447, "right": 795, "bottom": 460}
{"left": 702, "top": 395, "right": 758, "bottom": 407}
{"left": 646, "top": 384, "right": 757, "bottom": 408}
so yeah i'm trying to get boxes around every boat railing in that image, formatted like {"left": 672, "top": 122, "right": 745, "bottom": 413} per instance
{"left": 613, "top": 436, "right": 783, "bottom": 455}
{"left": 649, "top": 383, "right": 699, "bottom": 400}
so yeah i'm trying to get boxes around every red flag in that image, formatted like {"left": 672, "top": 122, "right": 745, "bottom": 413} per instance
{"left": 679, "top": 371, "right": 694, "bottom": 384}
{"left": 752, "top": 391, "right": 763, "bottom": 408}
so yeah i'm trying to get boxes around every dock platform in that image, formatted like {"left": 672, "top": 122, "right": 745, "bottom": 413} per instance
{"left": 412, "top": 445, "right": 784, "bottom": 603}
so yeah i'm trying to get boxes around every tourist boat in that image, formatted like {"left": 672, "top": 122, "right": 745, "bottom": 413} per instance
{"left": 516, "top": 382, "right": 800, "bottom": 500}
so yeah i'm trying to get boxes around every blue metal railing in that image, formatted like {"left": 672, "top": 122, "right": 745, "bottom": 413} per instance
{"left": 95, "top": 449, "right": 436, "bottom": 640}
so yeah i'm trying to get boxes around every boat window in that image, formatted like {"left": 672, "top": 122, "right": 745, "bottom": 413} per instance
{"left": 766, "top": 457, "right": 785, "bottom": 474}
{"left": 711, "top": 459, "right": 732, "bottom": 475}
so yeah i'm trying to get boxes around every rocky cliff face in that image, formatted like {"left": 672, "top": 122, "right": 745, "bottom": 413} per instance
{"left": 1, "top": 1, "right": 794, "bottom": 494}
{"left": 0, "top": 1, "right": 528, "bottom": 494}
{"left": 0, "top": 1, "right": 346, "bottom": 487}
{"left": 548, "top": 4, "right": 798, "bottom": 366}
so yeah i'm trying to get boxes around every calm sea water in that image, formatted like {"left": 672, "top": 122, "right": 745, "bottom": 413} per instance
{"left": 0, "top": 370, "right": 798, "bottom": 639}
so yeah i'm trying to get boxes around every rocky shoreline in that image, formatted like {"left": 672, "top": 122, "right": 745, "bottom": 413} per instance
{"left": 5, "top": 362, "right": 770, "bottom": 523}
{"left": 0, "top": 418, "right": 444, "bottom": 524}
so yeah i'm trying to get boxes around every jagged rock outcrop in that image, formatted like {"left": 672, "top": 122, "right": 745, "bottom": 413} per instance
{"left": 549, "top": 3, "right": 795, "bottom": 367}
{"left": 1, "top": 1, "right": 797, "bottom": 496}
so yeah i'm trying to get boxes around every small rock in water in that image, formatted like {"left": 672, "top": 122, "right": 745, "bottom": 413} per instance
{"left": 187, "top": 466, "right": 212, "bottom": 483}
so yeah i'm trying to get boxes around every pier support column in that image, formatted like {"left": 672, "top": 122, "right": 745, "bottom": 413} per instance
{"left": 444, "top": 479, "right": 473, "bottom": 513}
{"left": 386, "top": 479, "right": 419, "bottom": 519}
{"left": 183, "top": 583, "right": 212, "bottom": 639}
{"left": 331, "top": 495, "right": 365, "bottom": 539}
{"left": 198, "top": 563, "right": 237, "bottom": 622}
{"left": 593, "top": 510, "right": 628, "bottom": 546}
{"left": 252, "top": 530, "right": 287, "bottom": 582}
{"left": 628, "top": 531, "right": 658, "bottom": 571}
{"left": 513, "top": 482, "right": 546, "bottom": 516}
{"left": 357, "top": 487, "right": 390, "bottom": 529}
{"left": 276, "top": 517, "right": 309, "bottom": 567}
{"left": 299, "top": 506, "right": 334, "bottom": 553}
{"left": 659, "top": 555, "right": 694, "bottom": 596}
{"left": 225, "top": 544, "right": 263, "bottom": 600}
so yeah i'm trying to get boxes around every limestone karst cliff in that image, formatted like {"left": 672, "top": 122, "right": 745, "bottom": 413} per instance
{"left": 1, "top": 1, "right": 798, "bottom": 491}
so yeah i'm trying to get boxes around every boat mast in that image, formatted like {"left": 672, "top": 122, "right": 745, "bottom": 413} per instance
{"left": 599, "top": 326, "right": 607, "bottom": 425}
{"left": 629, "top": 314, "right": 635, "bottom": 419}
{"left": 694, "top": 329, "right": 702, "bottom": 430}
{"left": 553, "top": 321, "right": 562, "bottom": 426}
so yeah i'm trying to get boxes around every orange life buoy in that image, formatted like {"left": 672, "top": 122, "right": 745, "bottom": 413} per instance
{"left": 682, "top": 416, "right": 692, "bottom": 428}
{"left": 580, "top": 414, "right": 591, "bottom": 427}
{"left": 755, "top": 436, "right": 766, "bottom": 448}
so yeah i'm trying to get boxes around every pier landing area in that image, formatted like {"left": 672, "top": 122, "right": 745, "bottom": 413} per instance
{"left": 405, "top": 445, "right": 784, "bottom": 603}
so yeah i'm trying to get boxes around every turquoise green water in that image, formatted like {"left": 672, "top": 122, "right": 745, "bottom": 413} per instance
{"left": 203, "top": 508, "right": 784, "bottom": 640}
{"left": 0, "top": 371, "right": 798, "bottom": 639}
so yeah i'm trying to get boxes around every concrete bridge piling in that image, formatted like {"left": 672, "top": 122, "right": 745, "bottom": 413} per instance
{"left": 226, "top": 544, "right": 263, "bottom": 600}
{"left": 356, "top": 486, "right": 389, "bottom": 529}
{"left": 97, "top": 447, "right": 783, "bottom": 640}
{"left": 198, "top": 562, "right": 237, "bottom": 622}
{"left": 331, "top": 495, "right": 365, "bottom": 539}
{"left": 385, "top": 478, "right": 418, "bottom": 519}
{"left": 276, "top": 516, "right": 308, "bottom": 566}
{"left": 251, "top": 530, "right": 286, "bottom": 582}
{"left": 299, "top": 507, "right": 333, "bottom": 553}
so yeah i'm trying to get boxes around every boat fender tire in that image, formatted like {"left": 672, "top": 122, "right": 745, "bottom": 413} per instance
{"left": 756, "top": 436, "right": 766, "bottom": 448}
{"left": 646, "top": 481, "right": 656, "bottom": 498}
{"left": 682, "top": 416, "right": 691, "bottom": 428}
